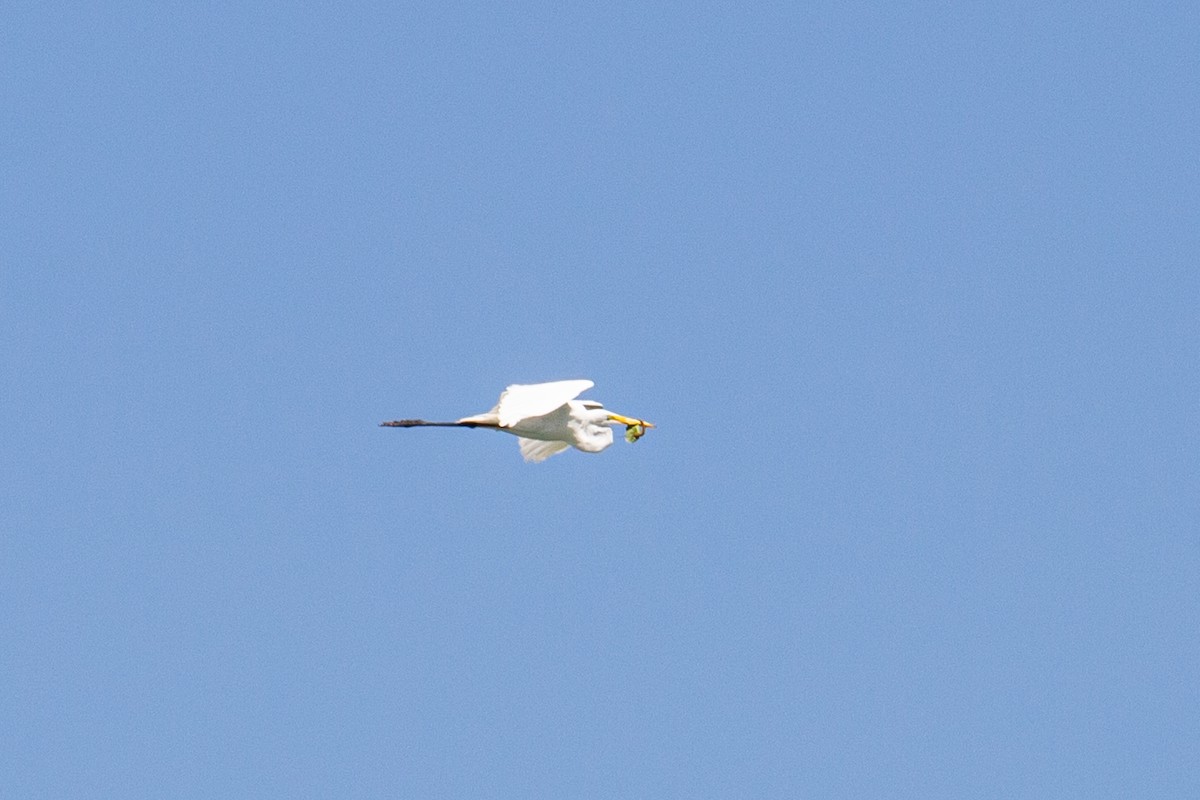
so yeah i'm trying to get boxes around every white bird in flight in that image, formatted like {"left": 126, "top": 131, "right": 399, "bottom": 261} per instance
{"left": 380, "top": 379, "right": 654, "bottom": 462}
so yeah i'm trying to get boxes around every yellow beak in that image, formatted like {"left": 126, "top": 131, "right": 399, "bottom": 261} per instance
{"left": 607, "top": 413, "right": 654, "bottom": 428}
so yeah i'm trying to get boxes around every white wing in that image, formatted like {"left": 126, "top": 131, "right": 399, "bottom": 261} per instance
{"left": 496, "top": 380, "right": 594, "bottom": 428}
{"left": 518, "top": 437, "right": 572, "bottom": 463}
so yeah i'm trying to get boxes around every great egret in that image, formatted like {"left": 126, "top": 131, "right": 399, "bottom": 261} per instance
{"left": 380, "top": 379, "right": 654, "bottom": 462}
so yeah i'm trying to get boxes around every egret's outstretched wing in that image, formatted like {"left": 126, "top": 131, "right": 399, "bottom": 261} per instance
{"left": 496, "top": 380, "right": 593, "bottom": 427}
{"left": 518, "top": 437, "right": 572, "bottom": 463}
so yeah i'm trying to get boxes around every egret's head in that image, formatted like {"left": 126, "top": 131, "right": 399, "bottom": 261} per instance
{"left": 575, "top": 401, "right": 654, "bottom": 446}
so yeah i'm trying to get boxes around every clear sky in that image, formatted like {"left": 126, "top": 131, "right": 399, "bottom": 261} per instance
{"left": 3, "top": 2, "right": 1197, "bottom": 797}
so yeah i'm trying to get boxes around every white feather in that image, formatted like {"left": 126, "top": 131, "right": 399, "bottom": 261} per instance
{"left": 495, "top": 380, "right": 593, "bottom": 428}
{"left": 518, "top": 437, "right": 572, "bottom": 463}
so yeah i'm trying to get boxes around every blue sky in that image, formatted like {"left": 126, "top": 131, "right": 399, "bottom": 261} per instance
{"left": 3, "top": 2, "right": 1197, "bottom": 797}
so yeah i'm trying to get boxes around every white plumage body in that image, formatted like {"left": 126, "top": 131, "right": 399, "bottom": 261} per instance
{"left": 458, "top": 381, "right": 615, "bottom": 461}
